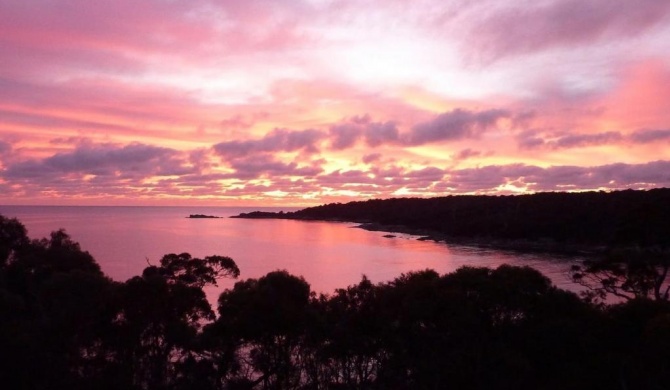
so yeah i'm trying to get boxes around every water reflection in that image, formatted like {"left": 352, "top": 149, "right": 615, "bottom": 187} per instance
{"left": 0, "top": 206, "right": 583, "bottom": 301}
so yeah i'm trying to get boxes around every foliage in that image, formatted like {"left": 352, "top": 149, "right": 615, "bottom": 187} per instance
{"left": 2, "top": 213, "right": 670, "bottom": 389}
{"left": 266, "top": 188, "right": 670, "bottom": 248}
{"left": 571, "top": 248, "right": 670, "bottom": 302}
{"left": 0, "top": 215, "right": 28, "bottom": 266}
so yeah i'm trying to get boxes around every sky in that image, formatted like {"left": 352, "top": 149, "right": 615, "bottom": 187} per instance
{"left": 1, "top": 0, "right": 669, "bottom": 206}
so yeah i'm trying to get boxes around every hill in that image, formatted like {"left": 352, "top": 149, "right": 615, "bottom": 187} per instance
{"left": 233, "top": 188, "right": 670, "bottom": 250}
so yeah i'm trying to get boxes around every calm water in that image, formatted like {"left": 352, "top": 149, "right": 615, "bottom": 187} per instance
{"left": 0, "top": 206, "right": 582, "bottom": 298}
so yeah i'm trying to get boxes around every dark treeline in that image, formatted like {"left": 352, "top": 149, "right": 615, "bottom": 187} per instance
{"left": 235, "top": 188, "right": 670, "bottom": 249}
{"left": 2, "top": 214, "right": 670, "bottom": 390}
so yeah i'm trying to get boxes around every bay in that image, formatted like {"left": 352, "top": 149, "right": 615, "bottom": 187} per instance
{"left": 0, "top": 206, "right": 582, "bottom": 299}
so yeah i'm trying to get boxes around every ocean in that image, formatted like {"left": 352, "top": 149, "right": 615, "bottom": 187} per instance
{"left": 0, "top": 205, "right": 581, "bottom": 299}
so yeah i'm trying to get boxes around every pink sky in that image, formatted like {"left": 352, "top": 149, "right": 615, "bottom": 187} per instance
{"left": 1, "top": 0, "right": 669, "bottom": 206}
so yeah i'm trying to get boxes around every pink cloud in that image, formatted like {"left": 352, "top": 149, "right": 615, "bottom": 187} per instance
{"left": 1, "top": 1, "right": 669, "bottom": 205}
{"left": 328, "top": 115, "right": 400, "bottom": 150}
{"left": 227, "top": 154, "right": 322, "bottom": 180}
{"left": 630, "top": 129, "right": 670, "bottom": 143}
{"left": 3, "top": 143, "right": 190, "bottom": 180}
{"left": 213, "top": 128, "right": 325, "bottom": 160}
{"left": 444, "top": 161, "right": 670, "bottom": 192}
{"left": 405, "top": 109, "right": 510, "bottom": 145}
{"left": 469, "top": 0, "right": 670, "bottom": 61}
{"left": 362, "top": 153, "right": 382, "bottom": 164}
{"left": 517, "top": 131, "right": 624, "bottom": 150}
{"left": 454, "top": 148, "right": 482, "bottom": 161}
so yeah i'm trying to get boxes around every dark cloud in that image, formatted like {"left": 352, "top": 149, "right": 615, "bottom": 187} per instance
{"left": 217, "top": 110, "right": 509, "bottom": 159}
{"left": 213, "top": 128, "right": 325, "bottom": 159}
{"left": 516, "top": 131, "right": 546, "bottom": 149}
{"left": 629, "top": 129, "right": 670, "bottom": 143}
{"left": 228, "top": 154, "right": 322, "bottom": 180}
{"left": 454, "top": 148, "right": 481, "bottom": 160}
{"left": 319, "top": 170, "right": 372, "bottom": 185}
{"left": 48, "top": 137, "right": 92, "bottom": 146}
{"left": 405, "top": 109, "right": 510, "bottom": 146}
{"left": 329, "top": 123, "right": 360, "bottom": 150}
{"left": 364, "top": 121, "right": 399, "bottom": 147}
{"left": 517, "top": 130, "right": 625, "bottom": 150}
{"left": 471, "top": 0, "right": 670, "bottom": 61}
{"left": 328, "top": 116, "right": 400, "bottom": 150}
{"left": 404, "top": 167, "right": 445, "bottom": 181}
{"left": 362, "top": 153, "right": 382, "bottom": 164}
{"left": 549, "top": 131, "right": 622, "bottom": 149}
{"left": 3, "top": 143, "right": 189, "bottom": 180}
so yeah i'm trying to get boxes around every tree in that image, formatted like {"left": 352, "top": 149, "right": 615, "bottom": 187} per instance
{"left": 111, "top": 253, "right": 239, "bottom": 390}
{"left": 571, "top": 248, "right": 670, "bottom": 302}
{"left": 316, "top": 275, "right": 389, "bottom": 388}
{"left": 0, "top": 224, "right": 115, "bottom": 389}
{"left": 209, "top": 270, "right": 312, "bottom": 389}
{"left": 0, "top": 215, "right": 29, "bottom": 266}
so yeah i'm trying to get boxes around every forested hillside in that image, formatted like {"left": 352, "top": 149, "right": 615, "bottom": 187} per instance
{"left": 236, "top": 189, "right": 670, "bottom": 248}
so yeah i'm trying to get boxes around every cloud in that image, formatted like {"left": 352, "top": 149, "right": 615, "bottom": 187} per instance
{"left": 329, "top": 123, "right": 360, "bottom": 150}
{"left": 228, "top": 154, "right": 322, "bottom": 180}
{"left": 516, "top": 130, "right": 546, "bottom": 149}
{"left": 364, "top": 121, "right": 400, "bottom": 147}
{"left": 3, "top": 143, "right": 189, "bottom": 180}
{"left": 404, "top": 166, "right": 445, "bottom": 181}
{"left": 314, "top": 165, "right": 446, "bottom": 192}
{"left": 549, "top": 131, "right": 623, "bottom": 149}
{"left": 517, "top": 130, "right": 625, "bottom": 150}
{"left": 405, "top": 109, "right": 510, "bottom": 146}
{"left": 213, "top": 128, "right": 325, "bottom": 159}
{"left": 470, "top": 0, "right": 670, "bottom": 61}
{"left": 328, "top": 115, "right": 400, "bottom": 150}
{"left": 453, "top": 148, "right": 482, "bottom": 161}
{"left": 444, "top": 160, "right": 670, "bottom": 192}
{"left": 219, "top": 115, "right": 254, "bottom": 131}
{"left": 362, "top": 153, "right": 382, "bottom": 164}
{"left": 0, "top": 140, "right": 10, "bottom": 154}
{"left": 629, "top": 129, "right": 670, "bottom": 143}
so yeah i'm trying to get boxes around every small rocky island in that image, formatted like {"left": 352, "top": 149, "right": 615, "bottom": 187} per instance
{"left": 188, "top": 214, "right": 221, "bottom": 219}
{"left": 229, "top": 211, "right": 286, "bottom": 219}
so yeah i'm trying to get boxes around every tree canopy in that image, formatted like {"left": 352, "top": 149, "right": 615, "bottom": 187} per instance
{"left": 2, "top": 213, "right": 669, "bottom": 389}
{"left": 235, "top": 188, "right": 670, "bottom": 250}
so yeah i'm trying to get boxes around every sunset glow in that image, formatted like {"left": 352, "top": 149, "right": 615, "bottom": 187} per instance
{"left": 1, "top": 0, "right": 669, "bottom": 206}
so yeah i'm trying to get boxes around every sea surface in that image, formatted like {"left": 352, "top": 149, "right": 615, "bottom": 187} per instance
{"left": 0, "top": 206, "right": 583, "bottom": 299}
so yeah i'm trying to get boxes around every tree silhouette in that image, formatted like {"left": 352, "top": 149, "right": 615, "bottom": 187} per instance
{"left": 209, "top": 270, "right": 313, "bottom": 389}
{"left": 0, "top": 215, "right": 29, "bottom": 266}
{"left": 112, "top": 252, "right": 240, "bottom": 390}
{"left": 571, "top": 248, "right": 670, "bottom": 302}
{"left": 3, "top": 212, "right": 670, "bottom": 389}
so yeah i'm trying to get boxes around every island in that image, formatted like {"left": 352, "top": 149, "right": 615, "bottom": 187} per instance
{"left": 188, "top": 214, "right": 221, "bottom": 219}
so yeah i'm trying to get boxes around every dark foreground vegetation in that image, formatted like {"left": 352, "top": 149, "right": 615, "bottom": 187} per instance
{"left": 2, "top": 214, "right": 670, "bottom": 390}
{"left": 234, "top": 188, "right": 670, "bottom": 250}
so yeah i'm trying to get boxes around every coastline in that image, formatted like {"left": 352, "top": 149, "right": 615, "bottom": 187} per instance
{"left": 353, "top": 222, "right": 605, "bottom": 257}
{"left": 231, "top": 212, "right": 605, "bottom": 257}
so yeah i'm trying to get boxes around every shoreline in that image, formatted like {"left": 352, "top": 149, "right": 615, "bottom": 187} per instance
{"left": 231, "top": 212, "right": 605, "bottom": 258}
{"left": 353, "top": 222, "right": 605, "bottom": 257}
